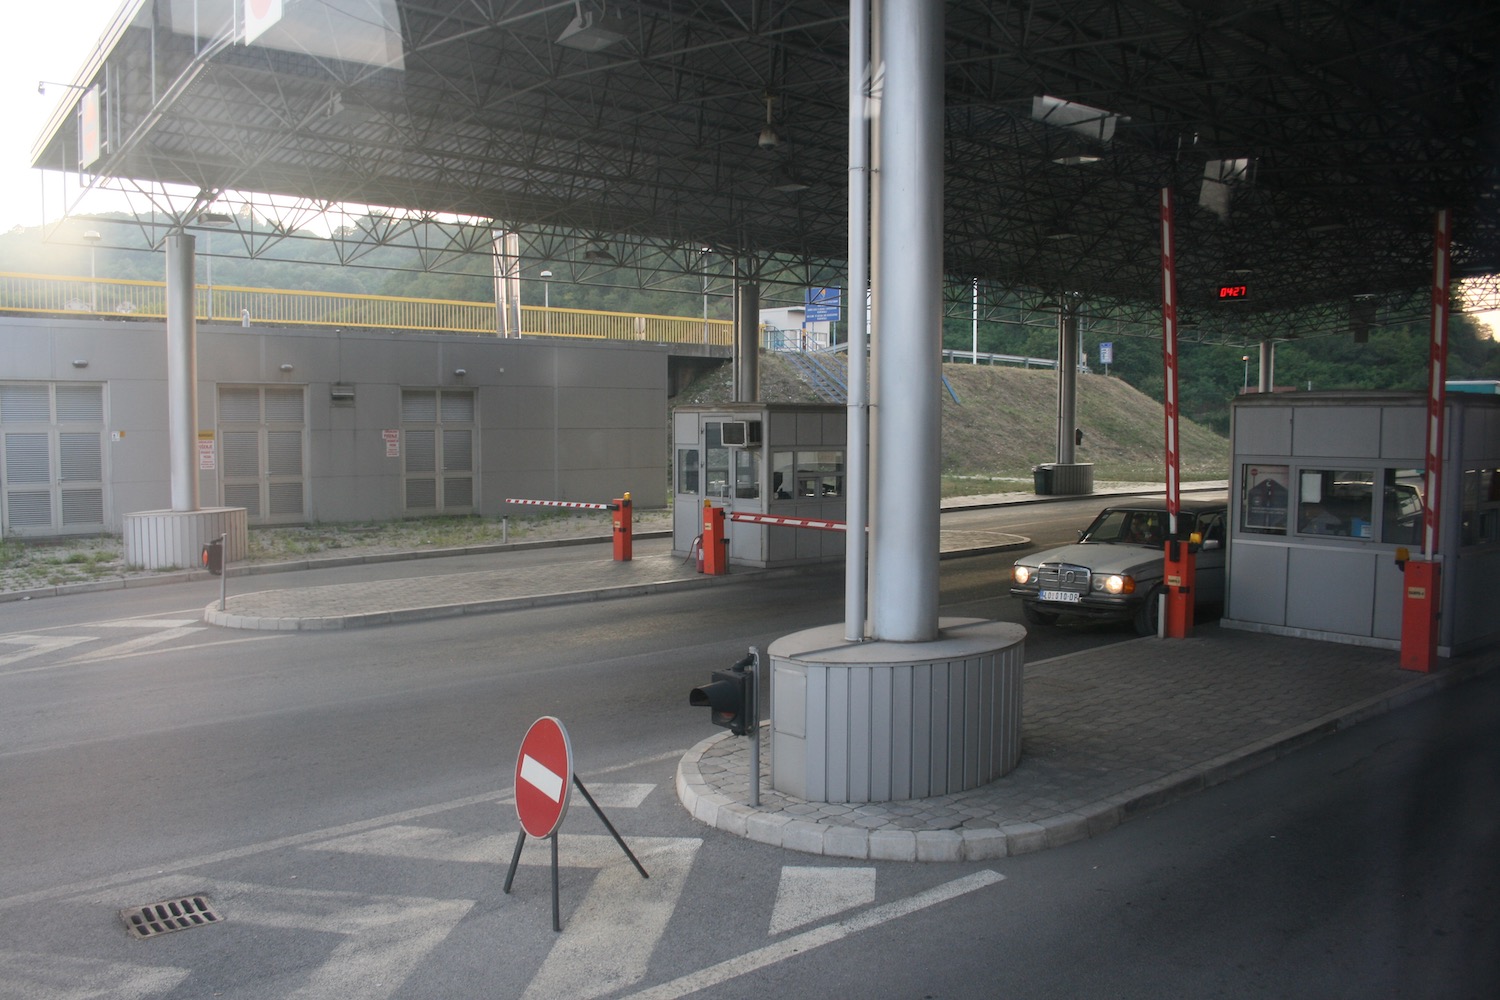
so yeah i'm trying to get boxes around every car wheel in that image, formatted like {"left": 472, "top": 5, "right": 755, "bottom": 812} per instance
{"left": 1133, "top": 586, "right": 1162, "bottom": 637}
{"left": 1022, "top": 603, "right": 1059, "bottom": 627}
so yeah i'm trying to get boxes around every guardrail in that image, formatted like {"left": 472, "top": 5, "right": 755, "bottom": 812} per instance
{"left": 0, "top": 271, "right": 736, "bottom": 346}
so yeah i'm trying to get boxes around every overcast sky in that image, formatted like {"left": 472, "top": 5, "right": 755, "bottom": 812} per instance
{"left": 0, "top": 0, "right": 127, "bottom": 231}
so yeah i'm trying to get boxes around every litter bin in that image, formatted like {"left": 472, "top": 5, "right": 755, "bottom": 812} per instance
{"left": 1032, "top": 464, "right": 1055, "bottom": 495}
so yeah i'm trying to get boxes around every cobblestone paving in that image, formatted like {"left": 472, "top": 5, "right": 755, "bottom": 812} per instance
{"left": 678, "top": 625, "right": 1491, "bottom": 862}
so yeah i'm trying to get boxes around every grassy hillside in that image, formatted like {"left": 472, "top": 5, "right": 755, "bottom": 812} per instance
{"left": 675, "top": 353, "right": 1230, "bottom": 492}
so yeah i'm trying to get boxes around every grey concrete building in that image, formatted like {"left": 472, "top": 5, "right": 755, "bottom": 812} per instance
{"left": 0, "top": 316, "right": 669, "bottom": 539}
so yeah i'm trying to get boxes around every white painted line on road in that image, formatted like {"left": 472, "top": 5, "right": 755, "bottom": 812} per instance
{"left": 0, "top": 950, "right": 190, "bottom": 1000}
{"left": 520, "top": 753, "right": 566, "bottom": 802}
{"left": 308, "top": 826, "right": 704, "bottom": 1000}
{"left": 92, "top": 618, "right": 200, "bottom": 629}
{"left": 58, "top": 626, "right": 200, "bottom": 665}
{"left": 620, "top": 870, "right": 1006, "bottom": 1000}
{"left": 769, "top": 866, "right": 876, "bottom": 936}
{"left": 0, "top": 635, "right": 92, "bottom": 669}
{"left": 523, "top": 838, "right": 701, "bottom": 1000}
{"left": 209, "top": 880, "right": 474, "bottom": 1000}
{"left": 309, "top": 827, "right": 692, "bottom": 870}
{"left": 0, "top": 749, "right": 686, "bottom": 912}
{"left": 0, "top": 633, "right": 286, "bottom": 677}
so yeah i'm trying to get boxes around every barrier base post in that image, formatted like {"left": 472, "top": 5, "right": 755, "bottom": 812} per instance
{"left": 612, "top": 493, "right": 633, "bottom": 561}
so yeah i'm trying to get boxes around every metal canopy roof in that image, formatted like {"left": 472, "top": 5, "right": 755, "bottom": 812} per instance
{"left": 32, "top": 0, "right": 1500, "bottom": 336}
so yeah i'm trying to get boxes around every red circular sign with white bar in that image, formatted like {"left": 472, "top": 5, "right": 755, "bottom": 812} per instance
{"left": 514, "top": 716, "right": 573, "bottom": 838}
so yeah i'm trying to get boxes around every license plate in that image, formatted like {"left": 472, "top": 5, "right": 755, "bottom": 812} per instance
{"left": 1040, "top": 590, "right": 1081, "bottom": 604}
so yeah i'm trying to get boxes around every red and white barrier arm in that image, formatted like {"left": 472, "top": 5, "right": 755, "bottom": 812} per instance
{"left": 505, "top": 498, "right": 617, "bottom": 511}
{"left": 729, "top": 512, "right": 848, "bottom": 532}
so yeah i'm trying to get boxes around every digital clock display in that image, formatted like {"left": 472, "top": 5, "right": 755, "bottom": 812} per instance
{"left": 1218, "top": 284, "right": 1249, "bottom": 300}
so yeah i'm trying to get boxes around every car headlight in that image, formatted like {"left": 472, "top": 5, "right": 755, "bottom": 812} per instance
{"left": 1096, "top": 574, "right": 1134, "bottom": 595}
{"left": 1012, "top": 565, "right": 1033, "bottom": 585}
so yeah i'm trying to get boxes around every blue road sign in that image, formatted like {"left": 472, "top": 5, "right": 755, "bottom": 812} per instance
{"left": 804, "top": 287, "right": 842, "bottom": 323}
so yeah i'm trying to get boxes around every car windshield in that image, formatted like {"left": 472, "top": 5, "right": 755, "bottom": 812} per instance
{"left": 1081, "top": 509, "right": 1191, "bottom": 545}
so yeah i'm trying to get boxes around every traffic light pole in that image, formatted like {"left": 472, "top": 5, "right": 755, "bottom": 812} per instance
{"left": 747, "top": 646, "right": 761, "bottom": 808}
{"left": 218, "top": 533, "right": 227, "bottom": 611}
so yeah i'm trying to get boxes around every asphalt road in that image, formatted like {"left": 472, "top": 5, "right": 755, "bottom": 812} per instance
{"left": 3, "top": 495, "right": 1490, "bottom": 999}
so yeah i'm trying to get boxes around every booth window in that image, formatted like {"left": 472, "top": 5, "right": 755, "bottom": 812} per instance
{"left": 704, "top": 422, "right": 730, "bottom": 498}
{"left": 1241, "top": 465, "right": 1288, "bottom": 534}
{"left": 1461, "top": 467, "right": 1499, "bottom": 547}
{"left": 734, "top": 449, "right": 760, "bottom": 499}
{"left": 1296, "top": 469, "right": 1373, "bottom": 538}
{"left": 770, "top": 450, "right": 844, "bottom": 500}
{"left": 676, "top": 448, "right": 699, "bottom": 495}
{"left": 1381, "top": 469, "right": 1425, "bottom": 545}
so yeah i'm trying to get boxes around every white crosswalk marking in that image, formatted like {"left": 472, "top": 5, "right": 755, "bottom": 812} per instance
{"left": 769, "top": 866, "right": 877, "bottom": 935}
{"left": 0, "top": 951, "right": 189, "bottom": 1000}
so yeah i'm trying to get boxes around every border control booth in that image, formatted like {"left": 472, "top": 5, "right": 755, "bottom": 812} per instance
{"left": 672, "top": 403, "right": 847, "bottom": 568}
{"left": 1223, "top": 391, "right": 1500, "bottom": 656}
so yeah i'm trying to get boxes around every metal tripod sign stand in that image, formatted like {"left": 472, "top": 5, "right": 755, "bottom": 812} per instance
{"left": 503, "top": 716, "right": 648, "bottom": 931}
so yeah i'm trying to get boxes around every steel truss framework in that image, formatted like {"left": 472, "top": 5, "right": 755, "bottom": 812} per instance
{"left": 32, "top": 0, "right": 1500, "bottom": 344}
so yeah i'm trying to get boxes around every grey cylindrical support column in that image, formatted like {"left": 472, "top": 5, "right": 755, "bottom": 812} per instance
{"left": 844, "top": 0, "right": 871, "bottom": 643}
{"left": 166, "top": 232, "right": 199, "bottom": 513}
{"left": 871, "top": 0, "right": 943, "bottom": 642}
{"left": 1259, "top": 339, "right": 1273, "bottom": 393}
{"left": 734, "top": 280, "right": 760, "bottom": 402}
{"left": 1057, "top": 296, "right": 1079, "bottom": 464}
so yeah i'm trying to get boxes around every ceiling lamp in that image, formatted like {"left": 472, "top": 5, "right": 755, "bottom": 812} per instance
{"left": 758, "top": 94, "right": 780, "bottom": 149}
{"left": 1032, "top": 95, "right": 1121, "bottom": 143}
{"left": 557, "top": 2, "right": 626, "bottom": 52}
{"left": 771, "top": 166, "right": 810, "bottom": 193}
{"left": 1198, "top": 157, "right": 1255, "bottom": 221}
{"left": 583, "top": 244, "right": 615, "bottom": 262}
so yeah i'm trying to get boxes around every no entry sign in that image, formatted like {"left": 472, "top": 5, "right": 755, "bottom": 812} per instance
{"left": 514, "top": 717, "right": 573, "bottom": 838}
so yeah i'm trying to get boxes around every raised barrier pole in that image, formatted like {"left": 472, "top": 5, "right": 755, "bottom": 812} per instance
{"left": 504, "top": 495, "right": 633, "bottom": 562}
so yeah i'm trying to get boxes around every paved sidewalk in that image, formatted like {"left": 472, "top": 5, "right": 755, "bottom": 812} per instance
{"left": 677, "top": 626, "right": 1493, "bottom": 861}
{"left": 202, "top": 525, "right": 1032, "bottom": 629}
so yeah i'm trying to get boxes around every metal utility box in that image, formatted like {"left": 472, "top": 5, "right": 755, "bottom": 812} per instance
{"left": 672, "top": 403, "right": 846, "bottom": 568}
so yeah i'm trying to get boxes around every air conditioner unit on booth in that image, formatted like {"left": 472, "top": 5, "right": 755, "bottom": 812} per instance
{"left": 721, "top": 420, "right": 762, "bottom": 447}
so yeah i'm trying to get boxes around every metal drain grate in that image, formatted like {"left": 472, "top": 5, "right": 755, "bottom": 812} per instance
{"left": 120, "top": 896, "right": 222, "bottom": 939}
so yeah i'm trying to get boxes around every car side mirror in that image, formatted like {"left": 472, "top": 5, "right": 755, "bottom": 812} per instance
{"left": 1199, "top": 538, "right": 1221, "bottom": 551}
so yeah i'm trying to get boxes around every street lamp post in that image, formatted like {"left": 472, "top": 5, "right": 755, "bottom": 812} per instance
{"left": 82, "top": 230, "right": 102, "bottom": 312}
{"left": 539, "top": 269, "right": 552, "bottom": 333}
{"left": 1242, "top": 354, "right": 1250, "bottom": 391}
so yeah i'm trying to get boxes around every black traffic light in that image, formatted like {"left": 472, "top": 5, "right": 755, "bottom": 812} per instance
{"left": 689, "top": 654, "right": 755, "bottom": 735}
{"left": 201, "top": 538, "right": 224, "bottom": 576}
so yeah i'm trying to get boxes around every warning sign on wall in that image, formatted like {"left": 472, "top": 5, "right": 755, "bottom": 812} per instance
{"left": 383, "top": 429, "right": 400, "bottom": 458}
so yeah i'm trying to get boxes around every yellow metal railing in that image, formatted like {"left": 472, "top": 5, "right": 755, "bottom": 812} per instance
{"left": 0, "top": 272, "right": 736, "bottom": 346}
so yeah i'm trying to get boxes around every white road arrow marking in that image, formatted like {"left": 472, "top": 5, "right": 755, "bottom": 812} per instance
{"left": 0, "top": 951, "right": 189, "bottom": 1000}
{"left": 208, "top": 880, "right": 475, "bottom": 1000}
{"left": 520, "top": 753, "right": 566, "bottom": 801}
{"left": 769, "top": 866, "right": 876, "bottom": 936}
{"left": 522, "top": 838, "right": 699, "bottom": 1000}
{"left": 0, "top": 635, "right": 92, "bottom": 669}
{"left": 307, "top": 825, "right": 701, "bottom": 1000}
{"left": 60, "top": 626, "right": 200, "bottom": 665}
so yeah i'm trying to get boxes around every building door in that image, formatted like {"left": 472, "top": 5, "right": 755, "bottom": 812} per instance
{"left": 401, "top": 389, "right": 475, "bottom": 514}
{"left": 0, "top": 383, "right": 106, "bottom": 538}
{"left": 218, "top": 386, "right": 306, "bottom": 524}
